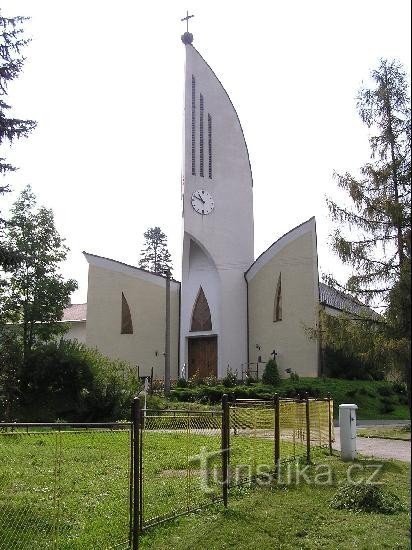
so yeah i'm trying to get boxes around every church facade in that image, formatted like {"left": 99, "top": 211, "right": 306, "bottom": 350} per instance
{"left": 65, "top": 33, "right": 323, "bottom": 380}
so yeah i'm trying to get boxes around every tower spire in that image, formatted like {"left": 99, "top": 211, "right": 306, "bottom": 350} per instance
{"left": 181, "top": 11, "right": 194, "bottom": 44}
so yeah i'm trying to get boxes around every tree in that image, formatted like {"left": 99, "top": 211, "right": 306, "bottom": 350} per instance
{"left": 138, "top": 226, "right": 173, "bottom": 276}
{"left": 0, "top": 13, "right": 36, "bottom": 269}
{"left": 326, "top": 59, "right": 411, "bottom": 397}
{"left": 262, "top": 358, "right": 281, "bottom": 386}
{"left": 0, "top": 186, "right": 77, "bottom": 360}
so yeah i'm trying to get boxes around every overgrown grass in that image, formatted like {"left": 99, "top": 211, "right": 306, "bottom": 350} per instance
{"left": 139, "top": 454, "right": 411, "bottom": 550}
{"left": 358, "top": 425, "right": 411, "bottom": 441}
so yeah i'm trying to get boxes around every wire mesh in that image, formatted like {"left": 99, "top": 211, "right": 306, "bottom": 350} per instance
{"left": 228, "top": 398, "right": 333, "bottom": 487}
{"left": 0, "top": 425, "right": 131, "bottom": 549}
{"left": 140, "top": 410, "right": 223, "bottom": 529}
{"left": 229, "top": 403, "right": 275, "bottom": 487}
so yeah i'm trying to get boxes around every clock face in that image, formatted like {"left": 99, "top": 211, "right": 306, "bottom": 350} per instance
{"left": 191, "top": 189, "right": 215, "bottom": 215}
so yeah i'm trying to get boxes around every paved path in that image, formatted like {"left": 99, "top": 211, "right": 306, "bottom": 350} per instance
{"left": 333, "top": 427, "right": 411, "bottom": 462}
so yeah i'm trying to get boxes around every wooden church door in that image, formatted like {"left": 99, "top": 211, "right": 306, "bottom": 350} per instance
{"left": 188, "top": 337, "right": 217, "bottom": 378}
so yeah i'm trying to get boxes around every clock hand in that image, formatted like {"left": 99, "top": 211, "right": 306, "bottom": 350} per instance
{"left": 196, "top": 193, "right": 205, "bottom": 203}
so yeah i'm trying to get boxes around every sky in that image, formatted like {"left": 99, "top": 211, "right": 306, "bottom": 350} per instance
{"left": 0, "top": 0, "right": 411, "bottom": 303}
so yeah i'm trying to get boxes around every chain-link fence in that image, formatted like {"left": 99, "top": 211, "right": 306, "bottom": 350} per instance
{"left": 1, "top": 396, "right": 333, "bottom": 549}
{"left": 139, "top": 410, "right": 223, "bottom": 530}
{"left": 0, "top": 424, "right": 132, "bottom": 549}
{"left": 130, "top": 395, "right": 334, "bottom": 548}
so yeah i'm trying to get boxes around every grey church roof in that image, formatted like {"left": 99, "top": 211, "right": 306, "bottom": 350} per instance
{"left": 319, "top": 283, "right": 379, "bottom": 319}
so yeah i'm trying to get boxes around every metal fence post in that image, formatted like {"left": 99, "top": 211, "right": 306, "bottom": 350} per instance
{"left": 221, "top": 394, "right": 229, "bottom": 507}
{"left": 132, "top": 397, "right": 141, "bottom": 550}
{"left": 305, "top": 392, "right": 311, "bottom": 464}
{"left": 273, "top": 394, "right": 280, "bottom": 478}
{"left": 327, "top": 393, "right": 333, "bottom": 455}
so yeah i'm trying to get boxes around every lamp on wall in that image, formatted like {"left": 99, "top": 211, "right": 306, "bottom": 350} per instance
{"left": 255, "top": 344, "right": 261, "bottom": 350}
{"left": 270, "top": 349, "right": 277, "bottom": 357}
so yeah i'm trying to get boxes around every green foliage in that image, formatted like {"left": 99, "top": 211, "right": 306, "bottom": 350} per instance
{"left": 318, "top": 309, "right": 394, "bottom": 380}
{"left": 0, "top": 326, "right": 23, "bottom": 420}
{"left": 330, "top": 483, "right": 404, "bottom": 514}
{"left": 326, "top": 59, "right": 411, "bottom": 397}
{"left": 0, "top": 13, "right": 36, "bottom": 270}
{"left": 1, "top": 339, "right": 141, "bottom": 422}
{"left": 222, "top": 368, "right": 237, "bottom": 388}
{"left": 138, "top": 226, "right": 173, "bottom": 276}
{"left": 323, "top": 345, "right": 384, "bottom": 380}
{"left": 176, "top": 377, "right": 188, "bottom": 388}
{"left": 0, "top": 186, "right": 77, "bottom": 358}
{"left": 262, "top": 358, "right": 281, "bottom": 386}
{"left": 289, "top": 371, "right": 300, "bottom": 382}
{"left": 169, "top": 378, "right": 410, "bottom": 419}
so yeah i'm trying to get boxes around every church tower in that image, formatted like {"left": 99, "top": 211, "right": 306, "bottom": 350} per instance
{"left": 180, "top": 30, "right": 254, "bottom": 379}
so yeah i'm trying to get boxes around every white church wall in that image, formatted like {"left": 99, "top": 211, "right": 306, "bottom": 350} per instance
{"left": 246, "top": 218, "right": 319, "bottom": 378}
{"left": 85, "top": 256, "right": 180, "bottom": 378}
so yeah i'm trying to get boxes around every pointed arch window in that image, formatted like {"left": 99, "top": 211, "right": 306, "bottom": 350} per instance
{"left": 191, "top": 287, "right": 212, "bottom": 331}
{"left": 121, "top": 292, "right": 133, "bottom": 334}
{"left": 273, "top": 274, "right": 282, "bottom": 322}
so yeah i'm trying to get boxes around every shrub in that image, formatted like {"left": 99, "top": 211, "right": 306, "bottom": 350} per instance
{"left": 323, "top": 346, "right": 385, "bottom": 380}
{"left": 330, "top": 483, "right": 404, "bottom": 514}
{"left": 290, "top": 371, "right": 300, "bottom": 382}
{"left": 377, "top": 386, "right": 394, "bottom": 397}
{"left": 176, "top": 377, "right": 188, "bottom": 388}
{"left": 222, "top": 368, "right": 237, "bottom": 388}
{"left": 392, "top": 382, "right": 407, "bottom": 395}
{"left": 262, "top": 359, "right": 281, "bottom": 386}
{"left": 379, "top": 397, "right": 396, "bottom": 414}
{"left": 346, "top": 389, "right": 358, "bottom": 398}
{"left": 17, "top": 340, "right": 141, "bottom": 422}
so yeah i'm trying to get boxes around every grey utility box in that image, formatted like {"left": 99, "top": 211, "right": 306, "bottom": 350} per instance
{"left": 339, "top": 404, "right": 358, "bottom": 461}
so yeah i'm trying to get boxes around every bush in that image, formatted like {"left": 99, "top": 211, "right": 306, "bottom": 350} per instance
{"left": 391, "top": 382, "right": 407, "bottom": 395}
{"left": 222, "top": 368, "right": 237, "bottom": 388}
{"left": 377, "top": 386, "right": 394, "bottom": 397}
{"left": 17, "top": 340, "right": 141, "bottom": 422}
{"left": 262, "top": 359, "right": 281, "bottom": 386}
{"left": 379, "top": 397, "right": 396, "bottom": 414}
{"left": 290, "top": 371, "right": 300, "bottom": 382}
{"left": 330, "top": 483, "right": 404, "bottom": 514}
{"left": 323, "top": 346, "right": 385, "bottom": 380}
{"left": 176, "top": 377, "right": 188, "bottom": 388}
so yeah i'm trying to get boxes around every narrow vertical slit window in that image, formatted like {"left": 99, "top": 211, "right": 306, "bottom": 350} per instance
{"left": 273, "top": 274, "right": 282, "bottom": 322}
{"left": 208, "top": 113, "right": 212, "bottom": 179}
{"left": 199, "top": 94, "right": 204, "bottom": 177}
{"left": 121, "top": 292, "right": 133, "bottom": 334}
{"left": 191, "top": 76, "right": 196, "bottom": 176}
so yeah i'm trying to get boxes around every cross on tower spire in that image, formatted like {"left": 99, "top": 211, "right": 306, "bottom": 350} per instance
{"left": 181, "top": 10, "right": 194, "bottom": 32}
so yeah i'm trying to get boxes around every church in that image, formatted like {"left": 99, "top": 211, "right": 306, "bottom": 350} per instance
{"left": 62, "top": 30, "right": 340, "bottom": 381}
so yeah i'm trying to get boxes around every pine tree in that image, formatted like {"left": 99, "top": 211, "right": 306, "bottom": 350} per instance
{"left": 0, "top": 186, "right": 77, "bottom": 360}
{"left": 0, "top": 12, "right": 36, "bottom": 269}
{"left": 138, "top": 226, "right": 173, "bottom": 276}
{"left": 326, "top": 59, "right": 411, "bottom": 398}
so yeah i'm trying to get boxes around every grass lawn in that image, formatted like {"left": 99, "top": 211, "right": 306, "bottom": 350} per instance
{"left": 1, "top": 426, "right": 409, "bottom": 549}
{"left": 358, "top": 425, "right": 411, "bottom": 441}
{"left": 0, "top": 426, "right": 304, "bottom": 548}
{"left": 140, "top": 453, "right": 411, "bottom": 550}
